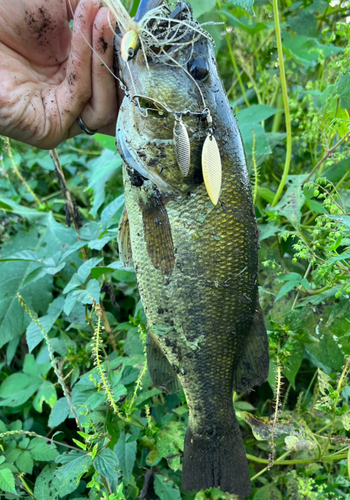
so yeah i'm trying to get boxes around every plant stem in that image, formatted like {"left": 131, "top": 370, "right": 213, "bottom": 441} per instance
{"left": 247, "top": 451, "right": 348, "bottom": 467}
{"left": 271, "top": 0, "right": 292, "bottom": 208}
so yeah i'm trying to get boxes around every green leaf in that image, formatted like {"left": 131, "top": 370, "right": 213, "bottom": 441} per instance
{"left": 93, "top": 448, "right": 119, "bottom": 480}
{"left": 186, "top": 0, "right": 216, "bottom": 18}
{"left": 236, "top": 104, "right": 278, "bottom": 125}
{"left": 254, "top": 483, "right": 282, "bottom": 500}
{"left": 0, "top": 372, "right": 40, "bottom": 407}
{"left": 16, "top": 451, "right": 34, "bottom": 474}
{"left": 283, "top": 348, "right": 304, "bottom": 389}
{"left": 72, "top": 279, "right": 101, "bottom": 305}
{"left": 101, "top": 194, "right": 125, "bottom": 229}
{"left": 219, "top": 10, "right": 267, "bottom": 36}
{"left": 55, "top": 451, "right": 92, "bottom": 484}
{"left": 275, "top": 280, "right": 300, "bottom": 302}
{"left": 273, "top": 175, "right": 308, "bottom": 228}
{"left": 113, "top": 431, "right": 136, "bottom": 482}
{"left": 0, "top": 214, "right": 76, "bottom": 348}
{"left": 154, "top": 474, "right": 181, "bottom": 500}
{"left": 33, "top": 463, "right": 57, "bottom": 500}
{"left": 94, "top": 134, "right": 117, "bottom": 151}
{"left": 287, "top": 11, "right": 318, "bottom": 38}
{"left": 28, "top": 437, "right": 59, "bottom": 461}
{"left": 336, "top": 72, "right": 350, "bottom": 109}
{"left": 26, "top": 296, "right": 64, "bottom": 352}
{"left": 0, "top": 468, "right": 16, "bottom": 494}
{"left": 156, "top": 421, "right": 185, "bottom": 471}
{"left": 33, "top": 380, "right": 57, "bottom": 413}
{"left": 87, "top": 150, "right": 122, "bottom": 216}
{"left": 227, "top": 0, "right": 255, "bottom": 15}
{"left": 49, "top": 397, "right": 70, "bottom": 428}
{"left": 77, "top": 258, "right": 104, "bottom": 283}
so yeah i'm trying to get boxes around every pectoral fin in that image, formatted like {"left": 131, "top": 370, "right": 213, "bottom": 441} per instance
{"left": 139, "top": 191, "right": 175, "bottom": 276}
{"left": 117, "top": 206, "right": 133, "bottom": 268}
{"left": 147, "top": 331, "right": 179, "bottom": 394}
{"left": 232, "top": 304, "right": 269, "bottom": 394}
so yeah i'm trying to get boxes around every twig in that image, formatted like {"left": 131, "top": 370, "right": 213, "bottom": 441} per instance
{"left": 49, "top": 149, "right": 87, "bottom": 261}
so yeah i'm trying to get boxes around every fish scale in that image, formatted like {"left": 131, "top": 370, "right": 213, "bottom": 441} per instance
{"left": 115, "top": 1, "right": 269, "bottom": 495}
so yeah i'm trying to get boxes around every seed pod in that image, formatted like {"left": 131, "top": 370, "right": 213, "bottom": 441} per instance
{"left": 202, "top": 134, "right": 222, "bottom": 206}
{"left": 173, "top": 120, "right": 190, "bottom": 176}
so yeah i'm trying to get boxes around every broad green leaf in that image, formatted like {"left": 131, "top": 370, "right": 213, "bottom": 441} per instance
{"left": 218, "top": 10, "right": 267, "bottom": 36}
{"left": 48, "top": 397, "right": 70, "bottom": 428}
{"left": 16, "top": 451, "right": 34, "bottom": 474}
{"left": 275, "top": 278, "right": 301, "bottom": 302}
{"left": 227, "top": 0, "right": 255, "bottom": 15}
{"left": 114, "top": 431, "right": 136, "bottom": 481}
{"left": 0, "top": 372, "right": 40, "bottom": 407}
{"left": 26, "top": 296, "right": 64, "bottom": 352}
{"left": 0, "top": 214, "right": 76, "bottom": 348}
{"left": 33, "top": 380, "right": 57, "bottom": 413}
{"left": 273, "top": 175, "right": 308, "bottom": 228}
{"left": 156, "top": 421, "right": 185, "bottom": 471}
{"left": 254, "top": 484, "right": 282, "bottom": 500}
{"left": 101, "top": 194, "right": 125, "bottom": 229}
{"left": 93, "top": 448, "right": 119, "bottom": 480}
{"left": 287, "top": 11, "right": 318, "bottom": 38}
{"left": 283, "top": 348, "right": 304, "bottom": 389}
{"left": 284, "top": 435, "right": 317, "bottom": 451}
{"left": 71, "top": 279, "right": 101, "bottom": 305}
{"left": 336, "top": 72, "right": 350, "bottom": 109}
{"left": 28, "top": 438, "right": 59, "bottom": 461}
{"left": 237, "top": 122, "right": 271, "bottom": 158}
{"left": 77, "top": 258, "right": 104, "bottom": 283}
{"left": 305, "top": 325, "right": 344, "bottom": 372}
{"left": 0, "top": 468, "right": 16, "bottom": 494}
{"left": 87, "top": 150, "right": 122, "bottom": 216}
{"left": 33, "top": 463, "right": 57, "bottom": 500}
{"left": 186, "top": 0, "right": 216, "bottom": 18}
{"left": 94, "top": 133, "right": 117, "bottom": 151}
{"left": 56, "top": 450, "right": 92, "bottom": 477}
{"left": 154, "top": 474, "right": 181, "bottom": 500}
{"left": 282, "top": 31, "right": 342, "bottom": 65}
{"left": 236, "top": 104, "right": 278, "bottom": 125}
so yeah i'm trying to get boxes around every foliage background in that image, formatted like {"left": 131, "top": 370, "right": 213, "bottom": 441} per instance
{"left": 1, "top": 0, "right": 350, "bottom": 498}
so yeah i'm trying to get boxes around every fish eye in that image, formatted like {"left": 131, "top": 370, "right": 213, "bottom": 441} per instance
{"left": 187, "top": 56, "right": 209, "bottom": 81}
{"left": 128, "top": 48, "right": 135, "bottom": 59}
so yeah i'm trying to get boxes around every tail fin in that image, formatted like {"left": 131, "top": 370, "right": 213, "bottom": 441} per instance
{"left": 182, "top": 414, "right": 252, "bottom": 497}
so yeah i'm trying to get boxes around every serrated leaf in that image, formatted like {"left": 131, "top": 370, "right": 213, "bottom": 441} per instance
{"left": 15, "top": 451, "right": 34, "bottom": 474}
{"left": 154, "top": 474, "right": 181, "bottom": 500}
{"left": 93, "top": 448, "right": 119, "bottom": 480}
{"left": 48, "top": 397, "right": 70, "bottom": 428}
{"left": 254, "top": 483, "right": 282, "bottom": 500}
{"left": 0, "top": 468, "right": 16, "bottom": 494}
{"left": 227, "top": 0, "right": 255, "bottom": 15}
{"left": 0, "top": 214, "right": 76, "bottom": 348}
{"left": 237, "top": 412, "right": 294, "bottom": 441}
{"left": 113, "top": 431, "right": 136, "bottom": 482}
{"left": 28, "top": 438, "right": 59, "bottom": 461}
{"left": 55, "top": 450, "right": 92, "bottom": 476}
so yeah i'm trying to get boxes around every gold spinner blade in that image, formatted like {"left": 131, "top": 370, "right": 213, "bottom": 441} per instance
{"left": 173, "top": 120, "right": 190, "bottom": 176}
{"left": 202, "top": 134, "right": 222, "bottom": 206}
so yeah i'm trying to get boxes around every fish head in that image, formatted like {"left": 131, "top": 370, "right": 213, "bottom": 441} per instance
{"left": 114, "top": 1, "right": 219, "bottom": 194}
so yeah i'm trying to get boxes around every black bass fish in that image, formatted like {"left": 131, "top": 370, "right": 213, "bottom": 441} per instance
{"left": 108, "top": 0, "right": 269, "bottom": 495}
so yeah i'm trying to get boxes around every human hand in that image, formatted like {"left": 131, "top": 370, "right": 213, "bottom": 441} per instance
{"left": 0, "top": 0, "right": 122, "bottom": 149}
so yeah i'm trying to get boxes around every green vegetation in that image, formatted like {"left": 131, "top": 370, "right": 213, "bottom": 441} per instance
{"left": 1, "top": 0, "right": 350, "bottom": 498}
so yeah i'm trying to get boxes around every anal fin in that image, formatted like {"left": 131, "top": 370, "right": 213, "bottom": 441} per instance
{"left": 233, "top": 303, "right": 269, "bottom": 394}
{"left": 147, "top": 331, "right": 179, "bottom": 394}
{"left": 117, "top": 206, "right": 133, "bottom": 268}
